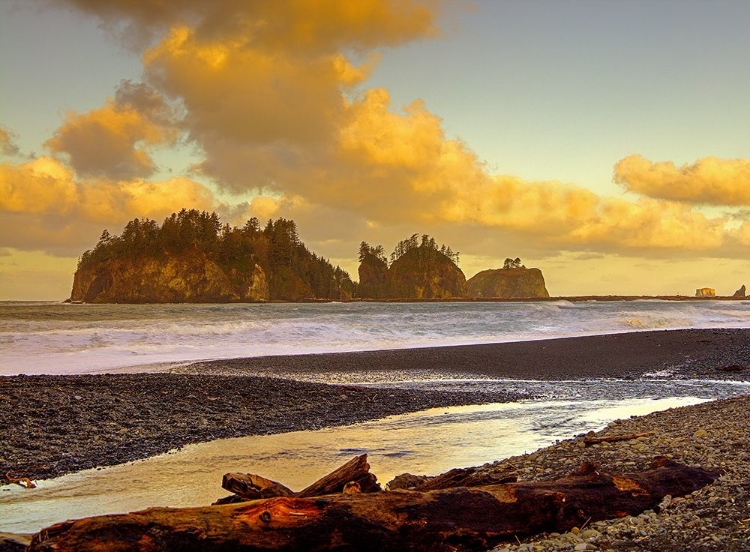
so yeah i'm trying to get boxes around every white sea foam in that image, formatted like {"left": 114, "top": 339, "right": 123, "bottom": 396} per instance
{"left": 2, "top": 300, "right": 749, "bottom": 375}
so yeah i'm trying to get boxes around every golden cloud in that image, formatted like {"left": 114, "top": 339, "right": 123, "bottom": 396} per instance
{"left": 140, "top": 23, "right": 736, "bottom": 257}
{"left": 0, "top": 157, "right": 77, "bottom": 214}
{"left": 614, "top": 154, "right": 750, "bottom": 206}
{"left": 569, "top": 197, "right": 726, "bottom": 251}
{"left": 144, "top": 26, "right": 363, "bottom": 149}
{"left": 45, "top": 0, "right": 747, "bottom": 263}
{"left": 56, "top": 0, "right": 441, "bottom": 51}
{"left": 45, "top": 81, "right": 177, "bottom": 180}
{"left": 0, "top": 125, "right": 21, "bottom": 157}
{"left": 0, "top": 156, "right": 216, "bottom": 252}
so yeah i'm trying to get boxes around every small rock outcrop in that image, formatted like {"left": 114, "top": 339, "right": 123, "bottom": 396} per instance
{"left": 467, "top": 267, "right": 550, "bottom": 299}
{"left": 357, "top": 236, "right": 466, "bottom": 300}
{"left": 732, "top": 285, "right": 746, "bottom": 298}
{"left": 695, "top": 287, "right": 716, "bottom": 298}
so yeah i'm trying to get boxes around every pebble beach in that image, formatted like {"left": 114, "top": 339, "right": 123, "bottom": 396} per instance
{"left": 1, "top": 328, "right": 749, "bottom": 550}
{"left": 485, "top": 394, "right": 750, "bottom": 552}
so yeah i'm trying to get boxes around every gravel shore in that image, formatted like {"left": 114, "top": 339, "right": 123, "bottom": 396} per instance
{"left": 181, "top": 328, "right": 750, "bottom": 381}
{"left": 2, "top": 329, "right": 749, "bottom": 485}
{"left": 481, "top": 394, "right": 750, "bottom": 551}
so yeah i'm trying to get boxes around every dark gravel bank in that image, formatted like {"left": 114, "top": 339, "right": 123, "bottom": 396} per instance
{"left": 183, "top": 328, "right": 750, "bottom": 381}
{"left": 0, "top": 374, "right": 523, "bottom": 484}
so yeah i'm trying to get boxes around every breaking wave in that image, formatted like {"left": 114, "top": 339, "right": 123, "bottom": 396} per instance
{"left": 1, "top": 299, "right": 749, "bottom": 375}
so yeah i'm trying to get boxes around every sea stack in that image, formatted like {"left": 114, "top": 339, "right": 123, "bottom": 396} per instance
{"left": 695, "top": 287, "right": 716, "bottom": 298}
{"left": 467, "top": 267, "right": 550, "bottom": 299}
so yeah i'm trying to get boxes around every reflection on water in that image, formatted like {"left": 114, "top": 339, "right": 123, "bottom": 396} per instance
{"left": 0, "top": 396, "right": 705, "bottom": 534}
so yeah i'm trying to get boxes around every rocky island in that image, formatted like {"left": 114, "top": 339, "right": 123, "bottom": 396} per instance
{"left": 69, "top": 211, "right": 354, "bottom": 303}
{"left": 357, "top": 236, "right": 466, "bottom": 299}
{"left": 69, "top": 212, "right": 551, "bottom": 303}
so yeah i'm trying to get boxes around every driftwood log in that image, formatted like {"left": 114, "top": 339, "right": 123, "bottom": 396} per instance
{"left": 297, "top": 453, "right": 380, "bottom": 497}
{"left": 220, "top": 473, "right": 295, "bottom": 500}
{"left": 388, "top": 464, "right": 519, "bottom": 491}
{"left": 29, "top": 457, "right": 719, "bottom": 552}
{"left": 218, "top": 454, "right": 380, "bottom": 504}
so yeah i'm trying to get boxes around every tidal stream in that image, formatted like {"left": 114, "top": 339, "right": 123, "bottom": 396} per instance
{"left": 0, "top": 394, "right": 712, "bottom": 533}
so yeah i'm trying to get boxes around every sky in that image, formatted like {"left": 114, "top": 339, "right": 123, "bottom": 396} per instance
{"left": 1, "top": 0, "right": 750, "bottom": 300}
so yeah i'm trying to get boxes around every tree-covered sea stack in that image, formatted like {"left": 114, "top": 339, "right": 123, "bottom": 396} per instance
{"left": 357, "top": 234, "right": 466, "bottom": 300}
{"left": 70, "top": 210, "right": 354, "bottom": 303}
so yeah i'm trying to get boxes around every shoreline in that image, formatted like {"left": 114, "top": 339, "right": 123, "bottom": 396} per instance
{"left": 487, "top": 393, "right": 750, "bottom": 551}
{"left": 2, "top": 329, "right": 749, "bottom": 549}
{"left": 2, "top": 329, "right": 748, "bottom": 486}
{"left": 15, "top": 294, "right": 750, "bottom": 305}
{"left": 4, "top": 390, "right": 750, "bottom": 550}
{"left": 0, "top": 375, "right": 523, "bottom": 484}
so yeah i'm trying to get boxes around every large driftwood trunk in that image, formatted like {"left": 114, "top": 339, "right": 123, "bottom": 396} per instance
{"left": 29, "top": 458, "right": 718, "bottom": 552}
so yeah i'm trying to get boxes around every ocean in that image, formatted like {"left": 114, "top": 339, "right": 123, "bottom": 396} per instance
{"left": 3, "top": 299, "right": 750, "bottom": 376}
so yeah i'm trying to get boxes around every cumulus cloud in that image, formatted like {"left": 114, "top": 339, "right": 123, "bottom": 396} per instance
{"left": 144, "top": 26, "right": 364, "bottom": 150}
{"left": 54, "top": 0, "right": 441, "bottom": 50}
{"left": 568, "top": 197, "right": 726, "bottom": 251}
{"left": 43, "top": 0, "right": 746, "bottom": 262}
{"left": 614, "top": 154, "right": 750, "bottom": 206}
{"left": 0, "top": 156, "right": 216, "bottom": 252}
{"left": 0, "top": 125, "right": 21, "bottom": 157}
{"left": 0, "top": 157, "right": 77, "bottom": 215}
{"left": 45, "top": 80, "right": 178, "bottom": 180}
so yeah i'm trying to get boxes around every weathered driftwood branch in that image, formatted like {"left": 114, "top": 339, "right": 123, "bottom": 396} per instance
{"left": 583, "top": 432, "right": 652, "bottom": 446}
{"left": 388, "top": 465, "right": 518, "bottom": 491}
{"left": 221, "top": 472, "right": 295, "bottom": 499}
{"left": 218, "top": 454, "right": 380, "bottom": 504}
{"left": 29, "top": 457, "right": 719, "bottom": 552}
{"left": 4, "top": 471, "right": 36, "bottom": 489}
{"left": 297, "top": 453, "right": 380, "bottom": 497}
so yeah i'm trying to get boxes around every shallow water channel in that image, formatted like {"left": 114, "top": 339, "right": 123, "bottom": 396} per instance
{"left": 0, "top": 394, "right": 712, "bottom": 534}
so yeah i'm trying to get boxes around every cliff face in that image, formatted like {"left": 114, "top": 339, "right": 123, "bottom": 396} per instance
{"left": 70, "top": 253, "right": 269, "bottom": 303}
{"left": 466, "top": 268, "right": 549, "bottom": 299}
{"left": 386, "top": 247, "right": 467, "bottom": 299}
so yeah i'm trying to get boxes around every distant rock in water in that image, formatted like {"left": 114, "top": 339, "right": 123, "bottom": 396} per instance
{"left": 466, "top": 267, "right": 550, "bottom": 299}
{"left": 695, "top": 287, "right": 716, "bottom": 298}
{"left": 732, "top": 285, "right": 746, "bottom": 298}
